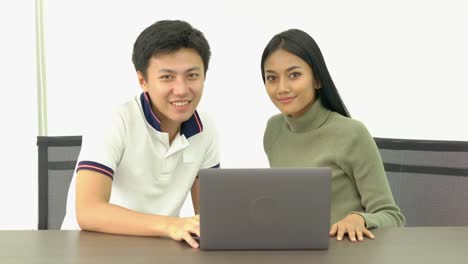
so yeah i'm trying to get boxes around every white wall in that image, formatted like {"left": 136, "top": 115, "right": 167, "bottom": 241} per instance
{"left": 0, "top": 1, "right": 37, "bottom": 229}
{"left": 1, "top": 0, "right": 467, "bottom": 228}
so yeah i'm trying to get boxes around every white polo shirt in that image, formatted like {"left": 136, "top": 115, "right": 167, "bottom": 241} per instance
{"left": 61, "top": 92, "right": 220, "bottom": 230}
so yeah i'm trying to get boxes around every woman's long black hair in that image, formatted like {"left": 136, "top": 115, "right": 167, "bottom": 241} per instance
{"left": 261, "top": 29, "right": 350, "bottom": 117}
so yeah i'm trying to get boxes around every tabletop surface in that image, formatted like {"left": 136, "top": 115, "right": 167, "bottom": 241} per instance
{"left": 1, "top": 227, "right": 467, "bottom": 264}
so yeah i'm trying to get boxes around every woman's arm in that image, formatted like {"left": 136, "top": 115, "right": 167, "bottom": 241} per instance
{"left": 347, "top": 122, "right": 405, "bottom": 228}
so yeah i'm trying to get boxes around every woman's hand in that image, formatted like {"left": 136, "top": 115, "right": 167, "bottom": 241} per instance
{"left": 329, "top": 213, "right": 375, "bottom": 242}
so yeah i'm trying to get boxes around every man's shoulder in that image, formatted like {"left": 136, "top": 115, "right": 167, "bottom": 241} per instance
{"left": 185, "top": 110, "right": 219, "bottom": 149}
{"left": 114, "top": 95, "right": 141, "bottom": 116}
{"left": 100, "top": 95, "right": 144, "bottom": 131}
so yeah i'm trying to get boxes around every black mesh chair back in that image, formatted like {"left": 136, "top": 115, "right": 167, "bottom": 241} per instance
{"left": 374, "top": 137, "right": 468, "bottom": 226}
{"left": 37, "top": 136, "right": 82, "bottom": 230}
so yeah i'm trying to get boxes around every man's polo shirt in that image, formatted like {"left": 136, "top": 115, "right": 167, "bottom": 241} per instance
{"left": 61, "top": 92, "right": 220, "bottom": 229}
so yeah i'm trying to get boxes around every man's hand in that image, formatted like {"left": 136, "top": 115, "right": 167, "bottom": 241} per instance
{"left": 166, "top": 215, "right": 200, "bottom": 248}
{"left": 329, "top": 213, "right": 375, "bottom": 242}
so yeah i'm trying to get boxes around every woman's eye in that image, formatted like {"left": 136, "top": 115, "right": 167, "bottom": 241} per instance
{"left": 289, "top": 72, "right": 301, "bottom": 79}
{"left": 266, "top": 75, "right": 276, "bottom": 81}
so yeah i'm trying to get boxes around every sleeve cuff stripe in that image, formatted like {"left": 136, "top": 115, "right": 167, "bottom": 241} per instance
{"left": 76, "top": 161, "right": 114, "bottom": 179}
{"left": 77, "top": 166, "right": 114, "bottom": 179}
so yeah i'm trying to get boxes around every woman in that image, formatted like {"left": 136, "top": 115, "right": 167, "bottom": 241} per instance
{"left": 261, "top": 29, "right": 405, "bottom": 242}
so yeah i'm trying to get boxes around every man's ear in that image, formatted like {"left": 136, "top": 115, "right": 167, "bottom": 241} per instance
{"left": 137, "top": 71, "right": 148, "bottom": 91}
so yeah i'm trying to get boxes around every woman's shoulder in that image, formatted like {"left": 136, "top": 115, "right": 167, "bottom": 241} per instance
{"left": 328, "top": 112, "right": 368, "bottom": 132}
{"left": 263, "top": 114, "right": 285, "bottom": 153}
{"left": 265, "top": 113, "right": 285, "bottom": 130}
{"left": 326, "top": 112, "right": 372, "bottom": 143}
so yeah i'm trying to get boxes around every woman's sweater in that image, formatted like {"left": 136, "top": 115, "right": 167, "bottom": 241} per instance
{"left": 263, "top": 98, "right": 405, "bottom": 228}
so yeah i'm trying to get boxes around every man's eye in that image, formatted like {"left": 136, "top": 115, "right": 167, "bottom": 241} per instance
{"left": 160, "top": 75, "right": 173, "bottom": 80}
{"left": 188, "top": 73, "right": 200, "bottom": 79}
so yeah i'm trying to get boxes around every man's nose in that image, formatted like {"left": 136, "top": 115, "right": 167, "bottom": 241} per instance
{"left": 172, "top": 77, "right": 189, "bottom": 96}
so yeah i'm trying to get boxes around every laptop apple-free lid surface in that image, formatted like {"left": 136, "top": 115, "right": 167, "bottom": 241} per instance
{"left": 198, "top": 167, "right": 331, "bottom": 250}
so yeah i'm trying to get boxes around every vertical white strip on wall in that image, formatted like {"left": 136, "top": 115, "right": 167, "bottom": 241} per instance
{"left": 35, "top": 0, "right": 48, "bottom": 136}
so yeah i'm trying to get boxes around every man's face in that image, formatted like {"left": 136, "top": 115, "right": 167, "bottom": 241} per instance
{"left": 138, "top": 48, "right": 205, "bottom": 128}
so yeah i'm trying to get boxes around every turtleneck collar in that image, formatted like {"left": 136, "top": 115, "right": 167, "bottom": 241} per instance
{"left": 284, "top": 97, "right": 331, "bottom": 133}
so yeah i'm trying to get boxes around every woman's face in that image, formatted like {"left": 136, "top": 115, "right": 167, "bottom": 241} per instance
{"left": 263, "top": 49, "right": 319, "bottom": 117}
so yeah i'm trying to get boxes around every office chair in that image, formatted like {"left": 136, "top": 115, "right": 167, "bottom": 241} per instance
{"left": 374, "top": 137, "right": 468, "bottom": 226}
{"left": 37, "top": 136, "right": 82, "bottom": 230}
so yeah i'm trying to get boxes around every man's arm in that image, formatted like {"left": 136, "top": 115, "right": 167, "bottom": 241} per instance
{"left": 75, "top": 170, "right": 200, "bottom": 247}
{"left": 191, "top": 178, "right": 200, "bottom": 215}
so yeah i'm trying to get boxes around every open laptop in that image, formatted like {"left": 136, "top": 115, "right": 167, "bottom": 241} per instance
{"left": 197, "top": 167, "right": 331, "bottom": 250}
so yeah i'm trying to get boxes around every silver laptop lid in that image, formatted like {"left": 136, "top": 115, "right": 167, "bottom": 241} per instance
{"left": 199, "top": 167, "right": 331, "bottom": 250}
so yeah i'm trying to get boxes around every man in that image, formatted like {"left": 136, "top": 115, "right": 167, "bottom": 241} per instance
{"left": 61, "top": 20, "right": 219, "bottom": 249}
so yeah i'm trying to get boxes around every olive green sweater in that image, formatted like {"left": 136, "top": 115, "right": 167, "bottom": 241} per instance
{"left": 263, "top": 99, "right": 405, "bottom": 228}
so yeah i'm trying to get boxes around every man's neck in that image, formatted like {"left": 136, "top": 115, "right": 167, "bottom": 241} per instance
{"left": 160, "top": 122, "right": 181, "bottom": 145}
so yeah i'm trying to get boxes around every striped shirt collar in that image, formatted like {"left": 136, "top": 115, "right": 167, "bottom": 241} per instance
{"left": 140, "top": 92, "right": 203, "bottom": 139}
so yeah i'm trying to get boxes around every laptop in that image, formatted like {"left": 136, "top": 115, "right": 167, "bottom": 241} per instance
{"left": 197, "top": 167, "right": 331, "bottom": 250}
